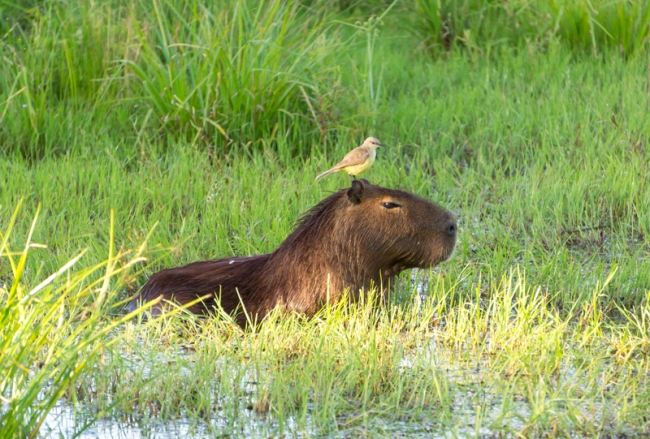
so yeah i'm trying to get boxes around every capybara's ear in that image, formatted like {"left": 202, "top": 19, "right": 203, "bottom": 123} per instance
{"left": 347, "top": 179, "right": 365, "bottom": 205}
{"left": 358, "top": 178, "right": 371, "bottom": 186}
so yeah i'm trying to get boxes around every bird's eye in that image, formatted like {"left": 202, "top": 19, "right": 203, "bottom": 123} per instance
{"left": 381, "top": 201, "right": 401, "bottom": 209}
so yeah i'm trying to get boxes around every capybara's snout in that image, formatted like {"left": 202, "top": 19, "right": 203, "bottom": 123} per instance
{"left": 444, "top": 213, "right": 457, "bottom": 238}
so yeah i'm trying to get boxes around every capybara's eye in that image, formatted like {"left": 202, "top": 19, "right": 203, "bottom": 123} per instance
{"left": 381, "top": 201, "right": 401, "bottom": 209}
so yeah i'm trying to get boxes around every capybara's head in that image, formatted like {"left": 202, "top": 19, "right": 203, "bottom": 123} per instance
{"left": 342, "top": 179, "right": 456, "bottom": 270}
{"left": 290, "top": 179, "right": 457, "bottom": 279}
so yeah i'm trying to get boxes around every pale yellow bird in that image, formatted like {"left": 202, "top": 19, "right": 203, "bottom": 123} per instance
{"left": 315, "top": 137, "right": 385, "bottom": 181}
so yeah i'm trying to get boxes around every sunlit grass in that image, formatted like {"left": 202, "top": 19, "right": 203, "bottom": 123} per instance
{"left": 0, "top": 203, "right": 159, "bottom": 437}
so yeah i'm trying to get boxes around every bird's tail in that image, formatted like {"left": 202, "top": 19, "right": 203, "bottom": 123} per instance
{"left": 315, "top": 168, "right": 337, "bottom": 181}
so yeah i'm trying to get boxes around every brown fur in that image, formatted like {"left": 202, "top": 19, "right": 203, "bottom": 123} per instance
{"left": 126, "top": 179, "right": 457, "bottom": 324}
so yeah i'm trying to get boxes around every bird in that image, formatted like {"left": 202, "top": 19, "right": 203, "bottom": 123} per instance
{"left": 315, "top": 137, "right": 385, "bottom": 181}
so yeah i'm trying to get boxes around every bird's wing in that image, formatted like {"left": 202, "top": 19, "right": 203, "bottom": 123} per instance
{"left": 333, "top": 146, "right": 369, "bottom": 169}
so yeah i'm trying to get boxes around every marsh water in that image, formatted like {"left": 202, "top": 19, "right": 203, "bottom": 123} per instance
{"left": 39, "top": 271, "right": 627, "bottom": 438}
{"left": 40, "top": 339, "right": 615, "bottom": 439}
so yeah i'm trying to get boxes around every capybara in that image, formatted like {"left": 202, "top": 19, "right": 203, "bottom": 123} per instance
{"left": 126, "top": 179, "right": 457, "bottom": 324}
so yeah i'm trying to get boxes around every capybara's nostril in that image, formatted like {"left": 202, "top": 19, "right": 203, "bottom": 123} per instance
{"left": 446, "top": 223, "right": 456, "bottom": 236}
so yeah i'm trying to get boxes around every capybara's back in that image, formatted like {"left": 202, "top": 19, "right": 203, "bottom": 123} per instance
{"left": 126, "top": 179, "right": 457, "bottom": 324}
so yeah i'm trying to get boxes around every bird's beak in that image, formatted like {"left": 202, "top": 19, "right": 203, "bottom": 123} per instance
{"left": 377, "top": 141, "right": 387, "bottom": 147}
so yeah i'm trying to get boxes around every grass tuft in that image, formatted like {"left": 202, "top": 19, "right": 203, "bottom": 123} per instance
{"left": 0, "top": 203, "right": 156, "bottom": 438}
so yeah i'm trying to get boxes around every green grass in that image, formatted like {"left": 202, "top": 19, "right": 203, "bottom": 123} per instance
{"left": 409, "top": 0, "right": 650, "bottom": 57}
{"left": 1, "top": 0, "right": 650, "bottom": 437}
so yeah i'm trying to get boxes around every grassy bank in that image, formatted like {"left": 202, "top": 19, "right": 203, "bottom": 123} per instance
{"left": 1, "top": 0, "right": 649, "bottom": 437}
